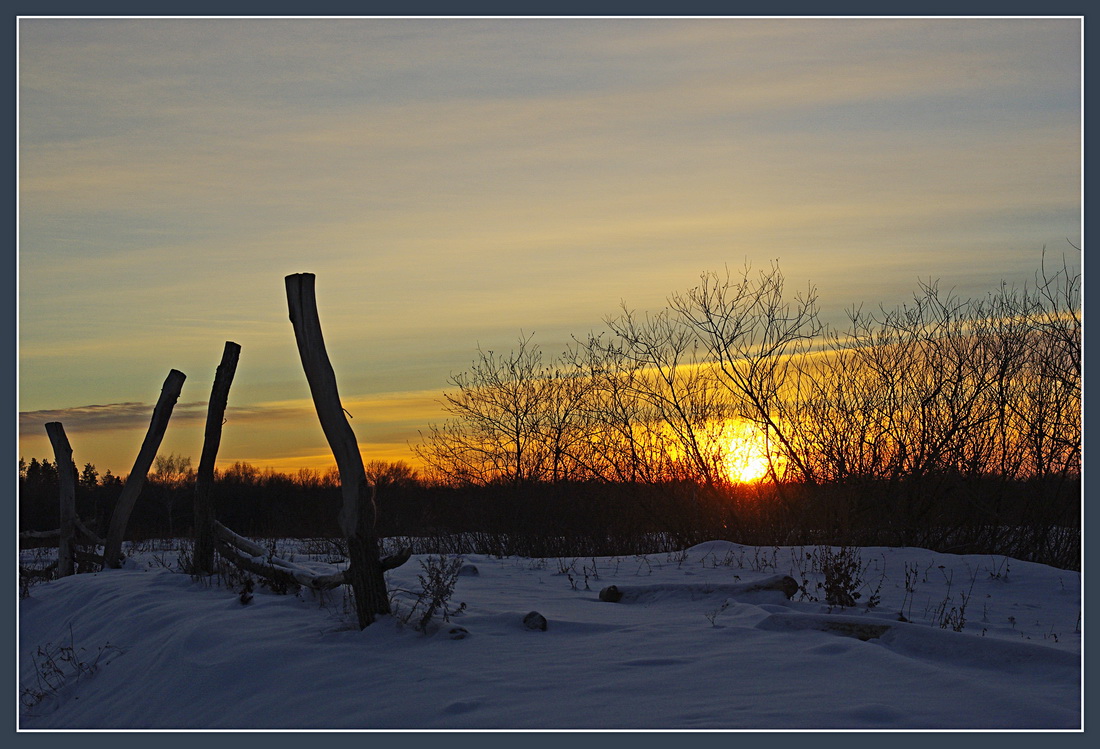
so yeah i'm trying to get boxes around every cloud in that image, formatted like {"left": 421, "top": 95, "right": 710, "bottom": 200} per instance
{"left": 18, "top": 401, "right": 311, "bottom": 436}
{"left": 19, "top": 402, "right": 199, "bottom": 435}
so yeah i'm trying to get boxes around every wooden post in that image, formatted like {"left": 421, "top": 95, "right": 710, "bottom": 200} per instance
{"left": 103, "top": 369, "right": 186, "bottom": 569}
{"left": 285, "top": 273, "right": 390, "bottom": 627}
{"left": 44, "top": 422, "right": 77, "bottom": 577}
{"left": 193, "top": 342, "right": 241, "bottom": 575}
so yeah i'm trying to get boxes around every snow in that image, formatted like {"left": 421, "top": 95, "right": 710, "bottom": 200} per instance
{"left": 18, "top": 539, "right": 1081, "bottom": 730}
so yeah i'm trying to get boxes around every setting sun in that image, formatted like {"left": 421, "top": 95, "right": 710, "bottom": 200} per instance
{"left": 720, "top": 421, "right": 780, "bottom": 484}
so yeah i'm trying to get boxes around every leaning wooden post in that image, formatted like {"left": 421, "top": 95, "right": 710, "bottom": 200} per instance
{"left": 192, "top": 342, "right": 241, "bottom": 575}
{"left": 103, "top": 369, "right": 187, "bottom": 569}
{"left": 44, "top": 422, "right": 77, "bottom": 577}
{"left": 286, "top": 273, "right": 390, "bottom": 628}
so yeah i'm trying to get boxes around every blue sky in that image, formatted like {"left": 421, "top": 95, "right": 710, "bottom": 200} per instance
{"left": 18, "top": 17, "right": 1081, "bottom": 473}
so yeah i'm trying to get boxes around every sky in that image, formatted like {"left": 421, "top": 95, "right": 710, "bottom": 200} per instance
{"left": 17, "top": 17, "right": 1082, "bottom": 476}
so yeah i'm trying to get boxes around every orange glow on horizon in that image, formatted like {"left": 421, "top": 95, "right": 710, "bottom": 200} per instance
{"left": 216, "top": 446, "right": 422, "bottom": 477}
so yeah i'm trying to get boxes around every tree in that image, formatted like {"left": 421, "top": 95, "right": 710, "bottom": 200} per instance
{"left": 670, "top": 261, "right": 821, "bottom": 485}
{"left": 151, "top": 453, "right": 194, "bottom": 538}
{"left": 568, "top": 333, "right": 669, "bottom": 484}
{"left": 590, "top": 306, "right": 730, "bottom": 486}
{"left": 79, "top": 463, "right": 99, "bottom": 491}
{"left": 416, "top": 334, "right": 553, "bottom": 486}
{"left": 364, "top": 460, "right": 420, "bottom": 490}
{"left": 23, "top": 457, "right": 58, "bottom": 487}
{"left": 153, "top": 454, "right": 194, "bottom": 486}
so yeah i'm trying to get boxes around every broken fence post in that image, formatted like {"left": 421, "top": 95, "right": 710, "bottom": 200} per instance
{"left": 103, "top": 369, "right": 186, "bottom": 569}
{"left": 285, "top": 273, "right": 390, "bottom": 628}
{"left": 44, "top": 422, "right": 77, "bottom": 577}
{"left": 193, "top": 342, "right": 241, "bottom": 574}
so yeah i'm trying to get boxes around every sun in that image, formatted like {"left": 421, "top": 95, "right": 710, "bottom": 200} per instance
{"left": 720, "top": 421, "right": 777, "bottom": 484}
{"left": 725, "top": 451, "right": 772, "bottom": 484}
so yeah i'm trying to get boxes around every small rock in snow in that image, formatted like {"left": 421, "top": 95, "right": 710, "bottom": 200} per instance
{"left": 747, "top": 575, "right": 799, "bottom": 599}
{"left": 599, "top": 585, "right": 623, "bottom": 603}
{"left": 458, "top": 564, "right": 479, "bottom": 576}
{"left": 523, "top": 611, "right": 548, "bottom": 631}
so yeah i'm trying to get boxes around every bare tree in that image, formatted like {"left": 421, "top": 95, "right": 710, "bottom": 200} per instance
{"left": 595, "top": 306, "right": 730, "bottom": 487}
{"left": 532, "top": 359, "right": 595, "bottom": 484}
{"left": 670, "top": 261, "right": 821, "bottom": 484}
{"left": 416, "top": 334, "right": 551, "bottom": 486}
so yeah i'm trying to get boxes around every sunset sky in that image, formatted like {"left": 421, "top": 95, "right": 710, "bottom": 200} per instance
{"left": 17, "top": 17, "right": 1082, "bottom": 477}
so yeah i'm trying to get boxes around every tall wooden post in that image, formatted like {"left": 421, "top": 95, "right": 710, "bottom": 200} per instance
{"left": 103, "top": 369, "right": 186, "bottom": 569}
{"left": 193, "top": 342, "right": 241, "bottom": 575}
{"left": 285, "top": 273, "right": 389, "bottom": 628}
{"left": 44, "top": 422, "right": 77, "bottom": 577}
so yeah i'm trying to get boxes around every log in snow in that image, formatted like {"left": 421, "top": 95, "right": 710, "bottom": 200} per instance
{"left": 213, "top": 521, "right": 346, "bottom": 590}
{"left": 211, "top": 522, "right": 410, "bottom": 591}
{"left": 74, "top": 517, "right": 105, "bottom": 547}
{"left": 20, "top": 519, "right": 104, "bottom": 547}
{"left": 20, "top": 529, "right": 61, "bottom": 540}
{"left": 599, "top": 575, "right": 800, "bottom": 604}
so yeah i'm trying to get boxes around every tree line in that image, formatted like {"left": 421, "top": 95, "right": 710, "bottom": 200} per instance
{"left": 18, "top": 455, "right": 426, "bottom": 541}
{"left": 415, "top": 257, "right": 1079, "bottom": 489}
{"left": 19, "top": 255, "right": 1080, "bottom": 570}
{"left": 409, "top": 256, "right": 1080, "bottom": 567}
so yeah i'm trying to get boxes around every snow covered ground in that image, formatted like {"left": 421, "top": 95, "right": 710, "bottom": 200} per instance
{"left": 18, "top": 539, "right": 1081, "bottom": 730}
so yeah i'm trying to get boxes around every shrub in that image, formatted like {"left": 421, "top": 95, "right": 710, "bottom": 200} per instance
{"left": 392, "top": 555, "right": 466, "bottom": 632}
{"left": 817, "top": 545, "right": 864, "bottom": 608}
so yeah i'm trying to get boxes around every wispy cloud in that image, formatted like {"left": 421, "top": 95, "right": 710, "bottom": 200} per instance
{"left": 18, "top": 401, "right": 311, "bottom": 436}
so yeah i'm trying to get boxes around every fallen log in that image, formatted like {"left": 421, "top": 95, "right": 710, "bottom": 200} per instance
{"left": 213, "top": 522, "right": 346, "bottom": 590}
{"left": 20, "top": 529, "right": 61, "bottom": 540}
{"left": 598, "top": 574, "right": 800, "bottom": 603}
{"left": 20, "top": 561, "right": 59, "bottom": 579}
{"left": 380, "top": 546, "right": 413, "bottom": 572}
{"left": 211, "top": 521, "right": 412, "bottom": 591}
{"left": 21, "top": 518, "right": 102, "bottom": 546}
{"left": 212, "top": 538, "right": 345, "bottom": 591}
{"left": 20, "top": 518, "right": 103, "bottom": 547}
{"left": 755, "top": 611, "right": 894, "bottom": 641}
{"left": 74, "top": 517, "right": 105, "bottom": 547}
{"left": 74, "top": 550, "right": 105, "bottom": 568}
